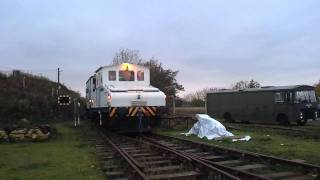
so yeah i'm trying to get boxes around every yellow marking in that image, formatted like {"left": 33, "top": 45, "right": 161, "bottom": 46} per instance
{"left": 128, "top": 107, "right": 133, "bottom": 116}
{"left": 131, "top": 107, "right": 138, "bottom": 116}
{"left": 151, "top": 106, "right": 156, "bottom": 111}
{"left": 142, "top": 107, "right": 150, "bottom": 116}
{"left": 129, "top": 107, "right": 133, "bottom": 114}
{"left": 110, "top": 108, "right": 116, "bottom": 117}
{"left": 146, "top": 106, "right": 156, "bottom": 116}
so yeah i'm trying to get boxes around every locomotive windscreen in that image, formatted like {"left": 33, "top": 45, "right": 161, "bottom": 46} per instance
{"left": 119, "top": 71, "right": 134, "bottom": 81}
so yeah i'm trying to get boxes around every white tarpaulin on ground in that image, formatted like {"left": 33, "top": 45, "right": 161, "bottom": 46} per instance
{"left": 185, "top": 114, "right": 234, "bottom": 140}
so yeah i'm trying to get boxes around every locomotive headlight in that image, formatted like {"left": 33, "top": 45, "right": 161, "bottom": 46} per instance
{"left": 107, "top": 95, "right": 112, "bottom": 101}
{"left": 300, "top": 112, "right": 303, "bottom": 119}
{"left": 315, "top": 111, "right": 318, "bottom": 118}
{"left": 121, "top": 63, "right": 130, "bottom": 71}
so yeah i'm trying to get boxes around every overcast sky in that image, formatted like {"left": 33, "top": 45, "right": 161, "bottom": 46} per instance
{"left": 1, "top": 0, "right": 319, "bottom": 96}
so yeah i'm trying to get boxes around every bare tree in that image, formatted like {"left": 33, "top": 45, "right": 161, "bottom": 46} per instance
{"left": 232, "top": 80, "right": 248, "bottom": 90}
{"left": 232, "top": 79, "right": 260, "bottom": 90}
{"left": 315, "top": 80, "right": 320, "bottom": 97}
{"left": 248, "top": 79, "right": 261, "bottom": 88}
{"left": 184, "top": 87, "right": 223, "bottom": 101}
{"left": 183, "top": 87, "right": 224, "bottom": 106}
{"left": 112, "top": 48, "right": 143, "bottom": 65}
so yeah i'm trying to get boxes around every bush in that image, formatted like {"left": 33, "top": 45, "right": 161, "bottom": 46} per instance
{"left": 0, "top": 71, "right": 85, "bottom": 125}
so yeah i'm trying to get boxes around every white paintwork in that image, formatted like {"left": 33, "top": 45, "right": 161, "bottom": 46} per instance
{"left": 85, "top": 76, "right": 96, "bottom": 108}
{"left": 86, "top": 63, "right": 166, "bottom": 109}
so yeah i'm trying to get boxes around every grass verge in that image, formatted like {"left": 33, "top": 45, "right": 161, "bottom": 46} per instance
{"left": 0, "top": 122, "right": 104, "bottom": 180}
{"left": 156, "top": 127, "right": 320, "bottom": 165}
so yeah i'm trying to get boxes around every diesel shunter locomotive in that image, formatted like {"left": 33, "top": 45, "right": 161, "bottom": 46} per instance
{"left": 86, "top": 63, "right": 166, "bottom": 132}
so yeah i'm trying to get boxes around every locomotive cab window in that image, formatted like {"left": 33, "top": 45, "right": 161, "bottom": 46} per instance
{"left": 92, "top": 77, "right": 96, "bottom": 91}
{"left": 109, "top": 71, "right": 116, "bottom": 81}
{"left": 119, "top": 70, "right": 134, "bottom": 81}
{"left": 137, "top": 70, "right": 144, "bottom": 81}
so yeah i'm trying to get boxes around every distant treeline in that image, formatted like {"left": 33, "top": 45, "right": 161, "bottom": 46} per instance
{"left": 0, "top": 70, "right": 84, "bottom": 125}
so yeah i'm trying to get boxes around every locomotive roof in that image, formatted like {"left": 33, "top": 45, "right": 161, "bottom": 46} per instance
{"left": 85, "top": 75, "right": 93, "bottom": 84}
{"left": 208, "top": 85, "right": 315, "bottom": 94}
{"left": 95, "top": 64, "right": 147, "bottom": 73}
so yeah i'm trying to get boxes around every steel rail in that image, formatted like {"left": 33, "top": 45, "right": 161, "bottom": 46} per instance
{"left": 143, "top": 136, "right": 270, "bottom": 180}
{"left": 127, "top": 135, "right": 241, "bottom": 180}
{"left": 149, "top": 133, "right": 320, "bottom": 179}
{"left": 112, "top": 133, "right": 241, "bottom": 180}
{"left": 98, "top": 131, "right": 149, "bottom": 180}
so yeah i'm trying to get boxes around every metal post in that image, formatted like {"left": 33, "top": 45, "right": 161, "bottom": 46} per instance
{"left": 205, "top": 94, "right": 207, "bottom": 114}
{"left": 74, "top": 99, "right": 77, "bottom": 127}
{"left": 77, "top": 102, "right": 80, "bottom": 126}
{"left": 57, "top": 68, "right": 62, "bottom": 96}
{"left": 57, "top": 68, "right": 60, "bottom": 84}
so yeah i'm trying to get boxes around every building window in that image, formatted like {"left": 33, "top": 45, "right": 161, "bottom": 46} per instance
{"left": 294, "top": 90, "right": 317, "bottom": 103}
{"left": 275, "top": 92, "right": 285, "bottom": 103}
{"left": 137, "top": 70, "right": 144, "bottom": 81}
{"left": 119, "top": 71, "right": 134, "bottom": 81}
{"left": 109, "top": 71, "right": 116, "bottom": 81}
{"left": 275, "top": 92, "right": 292, "bottom": 104}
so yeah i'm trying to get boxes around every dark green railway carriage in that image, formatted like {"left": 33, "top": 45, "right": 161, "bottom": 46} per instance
{"left": 206, "top": 85, "right": 318, "bottom": 125}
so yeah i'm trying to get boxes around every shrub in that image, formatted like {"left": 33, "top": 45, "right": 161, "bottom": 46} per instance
{"left": 0, "top": 71, "right": 85, "bottom": 125}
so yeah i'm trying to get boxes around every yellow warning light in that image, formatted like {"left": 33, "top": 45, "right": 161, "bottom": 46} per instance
{"left": 121, "top": 63, "right": 130, "bottom": 71}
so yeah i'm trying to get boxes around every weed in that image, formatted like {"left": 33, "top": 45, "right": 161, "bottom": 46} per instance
{"left": 0, "top": 122, "right": 104, "bottom": 180}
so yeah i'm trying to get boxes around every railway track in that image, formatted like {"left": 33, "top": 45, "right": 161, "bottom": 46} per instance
{"left": 95, "top": 129, "right": 240, "bottom": 179}
{"left": 93, "top": 132, "right": 148, "bottom": 179}
{"left": 142, "top": 133, "right": 320, "bottom": 180}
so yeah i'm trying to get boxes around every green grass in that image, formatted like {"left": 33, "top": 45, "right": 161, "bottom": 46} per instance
{"left": 0, "top": 122, "right": 104, "bottom": 180}
{"left": 157, "top": 127, "right": 320, "bottom": 165}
